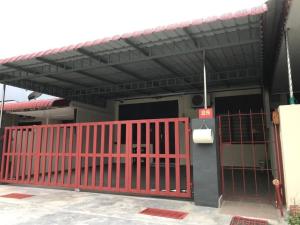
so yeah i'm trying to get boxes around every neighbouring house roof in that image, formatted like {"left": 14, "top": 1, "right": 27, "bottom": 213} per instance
{"left": 3, "top": 99, "right": 70, "bottom": 112}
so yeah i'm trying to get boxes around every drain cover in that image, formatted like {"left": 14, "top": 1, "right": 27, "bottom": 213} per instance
{"left": 0, "top": 193, "right": 33, "bottom": 199}
{"left": 230, "top": 216, "right": 268, "bottom": 225}
{"left": 139, "top": 207, "right": 188, "bottom": 219}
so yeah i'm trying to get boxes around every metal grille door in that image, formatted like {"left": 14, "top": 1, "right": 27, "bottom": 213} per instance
{"left": 0, "top": 118, "right": 191, "bottom": 198}
{"left": 218, "top": 112, "right": 283, "bottom": 201}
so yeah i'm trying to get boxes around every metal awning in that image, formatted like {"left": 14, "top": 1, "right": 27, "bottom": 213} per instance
{"left": 0, "top": 4, "right": 268, "bottom": 106}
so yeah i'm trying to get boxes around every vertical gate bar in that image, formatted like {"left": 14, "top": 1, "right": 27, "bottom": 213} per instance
{"left": 54, "top": 126, "right": 60, "bottom": 185}
{"left": 218, "top": 116, "right": 225, "bottom": 194}
{"left": 229, "top": 113, "right": 235, "bottom": 194}
{"left": 4, "top": 128, "right": 12, "bottom": 180}
{"left": 99, "top": 124, "right": 105, "bottom": 189}
{"left": 0, "top": 128, "right": 8, "bottom": 180}
{"left": 174, "top": 121, "right": 180, "bottom": 194}
{"left": 27, "top": 128, "right": 35, "bottom": 183}
{"left": 15, "top": 128, "right": 24, "bottom": 181}
{"left": 146, "top": 122, "right": 150, "bottom": 192}
{"left": 108, "top": 123, "right": 113, "bottom": 189}
{"left": 75, "top": 125, "right": 83, "bottom": 189}
{"left": 41, "top": 127, "right": 48, "bottom": 184}
{"left": 10, "top": 128, "right": 18, "bottom": 180}
{"left": 136, "top": 122, "right": 141, "bottom": 191}
{"left": 67, "top": 126, "right": 73, "bottom": 185}
{"left": 155, "top": 122, "right": 160, "bottom": 193}
{"left": 84, "top": 125, "right": 90, "bottom": 186}
{"left": 92, "top": 125, "right": 97, "bottom": 188}
{"left": 249, "top": 111, "right": 258, "bottom": 195}
{"left": 227, "top": 111, "right": 232, "bottom": 144}
{"left": 231, "top": 167, "right": 235, "bottom": 194}
{"left": 21, "top": 128, "right": 29, "bottom": 182}
{"left": 261, "top": 112, "right": 271, "bottom": 192}
{"left": 164, "top": 121, "right": 170, "bottom": 193}
{"left": 227, "top": 112, "right": 235, "bottom": 194}
{"left": 238, "top": 111, "right": 246, "bottom": 194}
{"left": 116, "top": 123, "right": 121, "bottom": 191}
{"left": 34, "top": 127, "right": 42, "bottom": 184}
{"left": 47, "top": 126, "right": 54, "bottom": 185}
{"left": 126, "top": 122, "right": 132, "bottom": 192}
{"left": 184, "top": 119, "right": 191, "bottom": 197}
{"left": 61, "top": 126, "right": 67, "bottom": 185}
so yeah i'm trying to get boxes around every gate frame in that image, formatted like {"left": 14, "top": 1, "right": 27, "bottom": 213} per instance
{"left": 217, "top": 111, "right": 285, "bottom": 202}
{"left": 0, "top": 117, "right": 192, "bottom": 199}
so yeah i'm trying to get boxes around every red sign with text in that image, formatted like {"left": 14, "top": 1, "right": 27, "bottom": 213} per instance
{"left": 198, "top": 108, "right": 213, "bottom": 119}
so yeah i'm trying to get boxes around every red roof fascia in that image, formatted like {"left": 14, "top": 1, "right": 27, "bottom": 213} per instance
{"left": 3, "top": 99, "right": 69, "bottom": 112}
{"left": 0, "top": 4, "right": 267, "bottom": 65}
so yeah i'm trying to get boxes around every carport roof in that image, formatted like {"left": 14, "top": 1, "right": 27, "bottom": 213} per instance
{"left": 0, "top": 4, "right": 268, "bottom": 105}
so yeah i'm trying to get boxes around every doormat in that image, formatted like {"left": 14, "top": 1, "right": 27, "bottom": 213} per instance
{"left": 0, "top": 193, "right": 34, "bottom": 199}
{"left": 230, "top": 216, "right": 268, "bottom": 225}
{"left": 139, "top": 207, "right": 188, "bottom": 219}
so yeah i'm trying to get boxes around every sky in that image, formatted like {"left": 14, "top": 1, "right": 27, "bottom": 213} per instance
{"left": 0, "top": 0, "right": 266, "bottom": 102}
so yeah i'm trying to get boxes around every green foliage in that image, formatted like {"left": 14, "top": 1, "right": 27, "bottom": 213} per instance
{"left": 288, "top": 213, "right": 300, "bottom": 225}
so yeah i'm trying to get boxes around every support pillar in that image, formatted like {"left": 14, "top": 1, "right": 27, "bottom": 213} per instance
{"left": 191, "top": 118, "right": 220, "bottom": 207}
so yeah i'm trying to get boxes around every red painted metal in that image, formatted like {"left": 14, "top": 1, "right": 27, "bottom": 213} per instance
{"left": 273, "top": 179, "right": 284, "bottom": 216}
{"left": 218, "top": 112, "right": 284, "bottom": 202}
{"left": 0, "top": 193, "right": 34, "bottom": 199}
{"left": 198, "top": 108, "right": 213, "bottom": 119}
{"left": 139, "top": 208, "right": 188, "bottom": 219}
{"left": 0, "top": 118, "right": 191, "bottom": 198}
{"left": 3, "top": 99, "right": 69, "bottom": 112}
{"left": 230, "top": 216, "right": 268, "bottom": 225}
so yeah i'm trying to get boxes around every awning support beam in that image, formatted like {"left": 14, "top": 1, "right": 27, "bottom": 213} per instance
{"left": 66, "top": 68, "right": 260, "bottom": 97}
{"left": 285, "top": 29, "right": 295, "bottom": 104}
{"left": 203, "top": 50, "right": 207, "bottom": 109}
{"left": 182, "top": 27, "right": 215, "bottom": 72}
{"left": 3, "top": 63, "right": 88, "bottom": 88}
{"left": 124, "top": 38, "right": 199, "bottom": 89}
{"left": 36, "top": 57, "right": 117, "bottom": 85}
{"left": 0, "top": 39, "right": 259, "bottom": 84}
{"left": 77, "top": 48, "right": 148, "bottom": 81}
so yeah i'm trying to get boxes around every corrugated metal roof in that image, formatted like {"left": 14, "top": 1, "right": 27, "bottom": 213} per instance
{"left": 0, "top": 4, "right": 268, "bottom": 104}
{"left": 0, "top": 5, "right": 266, "bottom": 64}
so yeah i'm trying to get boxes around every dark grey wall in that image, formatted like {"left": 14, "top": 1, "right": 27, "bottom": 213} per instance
{"left": 191, "top": 118, "right": 220, "bottom": 207}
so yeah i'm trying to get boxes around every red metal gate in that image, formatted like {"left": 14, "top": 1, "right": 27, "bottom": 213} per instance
{"left": 0, "top": 118, "right": 191, "bottom": 198}
{"left": 218, "top": 112, "right": 284, "bottom": 201}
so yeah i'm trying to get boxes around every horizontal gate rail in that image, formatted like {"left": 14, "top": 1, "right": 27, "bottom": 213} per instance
{"left": 0, "top": 117, "right": 191, "bottom": 198}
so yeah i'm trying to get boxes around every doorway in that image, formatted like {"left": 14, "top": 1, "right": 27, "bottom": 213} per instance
{"left": 215, "top": 94, "right": 278, "bottom": 202}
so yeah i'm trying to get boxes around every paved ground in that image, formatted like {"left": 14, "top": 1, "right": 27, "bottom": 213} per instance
{"left": 0, "top": 185, "right": 285, "bottom": 225}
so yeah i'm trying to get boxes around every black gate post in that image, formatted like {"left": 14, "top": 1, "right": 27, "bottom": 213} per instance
{"left": 190, "top": 118, "right": 221, "bottom": 207}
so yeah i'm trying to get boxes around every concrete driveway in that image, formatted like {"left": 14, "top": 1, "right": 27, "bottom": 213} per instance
{"left": 0, "top": 185, "right": 283, "bottom": 225}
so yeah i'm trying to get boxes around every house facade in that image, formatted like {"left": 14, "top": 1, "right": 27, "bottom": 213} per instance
{"left": 0, "top": 0, "right": 299, "bottom": 210}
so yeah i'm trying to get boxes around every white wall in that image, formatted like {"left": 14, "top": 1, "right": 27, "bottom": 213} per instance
{"left": 278, "top": 104, "right": 300, "bottom": 207}
{"left": 222, "top": 144, "right": 266, "bottom": 167}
